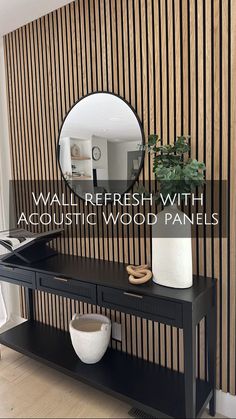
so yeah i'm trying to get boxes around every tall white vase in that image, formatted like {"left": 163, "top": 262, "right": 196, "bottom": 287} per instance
{"left": 152, "top": 205, "right": 193, "bottom": 289}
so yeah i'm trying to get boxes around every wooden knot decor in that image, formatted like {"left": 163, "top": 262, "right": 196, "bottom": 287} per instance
{"left": 126, "top": 264, "right": 153, "bottom": 285}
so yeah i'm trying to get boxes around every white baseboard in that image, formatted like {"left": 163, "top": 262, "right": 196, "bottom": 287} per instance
{"left": 216, "top": 389, "right": 236, "bottom": 418}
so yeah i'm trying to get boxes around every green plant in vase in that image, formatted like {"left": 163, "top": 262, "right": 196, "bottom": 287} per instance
{"left": 146, "top": 134, "right": 206, "bottom": 289}
{"left": 146, "top": 134, "right": 206, "bottom": 204}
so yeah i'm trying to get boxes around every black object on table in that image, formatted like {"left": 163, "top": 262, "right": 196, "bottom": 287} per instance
{"left": 0, "top": 253, "right": 216, "bottom": 418}
{"left": 0, "top": 228, "right": 63, "bottom": 264}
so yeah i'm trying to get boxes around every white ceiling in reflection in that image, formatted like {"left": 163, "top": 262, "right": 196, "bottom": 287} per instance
{"left": 60, "top": 93, "right": 142, "bottom": 142}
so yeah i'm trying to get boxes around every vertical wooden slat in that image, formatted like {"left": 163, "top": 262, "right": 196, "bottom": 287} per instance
{"left": 196, "top": 0, "right": 206, "bottom": 381}
{"left": 229, "top": 0, "right": 236, "bottom": 396}
{"left": 205, "top": 0, "right": 213, "bottom": 285}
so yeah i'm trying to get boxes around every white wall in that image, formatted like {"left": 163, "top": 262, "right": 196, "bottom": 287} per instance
{"left": 59, "top": 137, "right": 72, "bottom": 175}
{"left": 0, "top": 37, "right": 21, "bottom": 324}
{"left": 0, "top": 38, "right": 11, "bottom": 227}
{"left": 108, "top": 140, "right": 138, "bottom": 180}
{"left": 92, "top": 135, "right": 108, "bottom": 180}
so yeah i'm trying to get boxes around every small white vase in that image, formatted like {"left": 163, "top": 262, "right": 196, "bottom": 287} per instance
{"left": 69, "top": 313, "right": 111, "bottom": 364}
{"left": 152, "top": 204, "right": 193, "bottom": 289}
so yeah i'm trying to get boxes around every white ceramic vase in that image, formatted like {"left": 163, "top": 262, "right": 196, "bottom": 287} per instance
{"left": 152, "top": 204, "right": 193, "bottom": 289}
{"left": 69, "top": 313, "right": 111, "bottom": 364}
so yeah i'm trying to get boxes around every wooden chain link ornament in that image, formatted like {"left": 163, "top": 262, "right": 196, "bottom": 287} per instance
{"left": 126, "top": 264, "right": 153, "bottom": 284}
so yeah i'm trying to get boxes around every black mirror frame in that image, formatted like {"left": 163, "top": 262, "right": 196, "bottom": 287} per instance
{"left": 57, "top": 91, "right": 145, "bottom": 203}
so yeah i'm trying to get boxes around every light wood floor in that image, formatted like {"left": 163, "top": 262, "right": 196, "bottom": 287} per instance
{"left": 0, "top": 345, "right": 226, "bottom": 419}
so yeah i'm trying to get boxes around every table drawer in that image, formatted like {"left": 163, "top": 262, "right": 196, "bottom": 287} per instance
{"left": 0, "top": 265, "right": 36, "bottom": 288}
{"left": 36, "top": 273, "right": 97, "bottom": 305}
{"left": 97, "top": 286, "right": 183, "bottom": 327}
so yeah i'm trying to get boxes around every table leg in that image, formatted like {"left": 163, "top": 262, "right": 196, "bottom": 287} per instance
{"left": 25, "top": 288, "right": 34, "bottom": 320}
{"left": 206, "top": 303, "right": 217, "bottom": 417}
{"left": 183, "top": 308, "right": 196, "bottom": 418}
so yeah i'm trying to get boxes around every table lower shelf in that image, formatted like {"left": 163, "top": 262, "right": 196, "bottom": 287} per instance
{"left": 0, "top": 320, "right": 212, "bottom": 418}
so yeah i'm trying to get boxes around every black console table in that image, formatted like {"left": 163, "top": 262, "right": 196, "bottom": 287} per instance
{"left": 0, "top": 254, "right": 216, "bottom": 418}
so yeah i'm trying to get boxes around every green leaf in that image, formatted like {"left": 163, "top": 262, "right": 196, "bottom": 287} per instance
{"left": 145, "top": 134, "right": 206, "bottom": 197}
{"left": 148, "top": 134, "right": 159, "bottom": 146}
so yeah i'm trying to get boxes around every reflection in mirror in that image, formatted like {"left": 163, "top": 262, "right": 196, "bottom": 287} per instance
{"left": 58, "top": 92, "right": 144, "bottom": 200}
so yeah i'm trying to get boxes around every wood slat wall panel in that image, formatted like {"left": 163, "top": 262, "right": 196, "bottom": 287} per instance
{"left": 3, "top": 0, "right": 235, "bottom": 395}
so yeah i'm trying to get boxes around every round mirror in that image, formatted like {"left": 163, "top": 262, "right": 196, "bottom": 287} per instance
{"left": 58, "top": 92, "right": 144, "bottom": 201}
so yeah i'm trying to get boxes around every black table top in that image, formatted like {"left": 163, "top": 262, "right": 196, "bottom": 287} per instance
{"left": 0, "top": 252, "right": 216, "bottom": 304}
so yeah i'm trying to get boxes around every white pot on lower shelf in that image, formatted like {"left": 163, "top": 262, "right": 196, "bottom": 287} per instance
{"left": 69, "top": 313, "right": 111, "bottom": 364}
{"left": 152, "top": 205, "right": 193, "bottom": 289}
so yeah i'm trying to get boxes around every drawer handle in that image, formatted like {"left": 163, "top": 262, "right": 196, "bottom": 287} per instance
{"left": 54, "top": 276, "right": 69, "bottom": 283}
{"left": 123, "top": 291, "right": 143, "bottom": 299}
